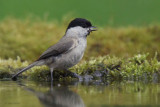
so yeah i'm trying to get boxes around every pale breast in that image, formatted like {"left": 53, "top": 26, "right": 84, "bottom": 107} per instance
{"left": 51, "top": 38, "right": 87, "bottom": 70}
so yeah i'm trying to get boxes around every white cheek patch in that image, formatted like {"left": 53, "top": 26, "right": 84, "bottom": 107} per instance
{"left": 65, "top": 26, "right": 88, "bottom": 37}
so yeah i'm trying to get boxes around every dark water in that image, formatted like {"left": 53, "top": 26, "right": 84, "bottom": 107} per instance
{"left": 0, "top": 80, "right": 160, "bottom": 107}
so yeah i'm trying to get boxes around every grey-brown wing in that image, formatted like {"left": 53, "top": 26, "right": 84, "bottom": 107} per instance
{"left": 37, "top": 39, "right": 77, "bottom": 61}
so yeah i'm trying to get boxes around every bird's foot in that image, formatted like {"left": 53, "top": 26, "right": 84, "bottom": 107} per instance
{"left": 65, "top": 70, "right": 82, "bottom": 80}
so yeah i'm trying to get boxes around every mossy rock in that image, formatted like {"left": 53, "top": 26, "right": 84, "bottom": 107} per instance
{"left": 0, "top": 53, "right": 160, "bottom": 82}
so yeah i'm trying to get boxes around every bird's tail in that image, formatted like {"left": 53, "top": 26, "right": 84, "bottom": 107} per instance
{"left": 12, "top": 61, "right": 38, "bottom": 81}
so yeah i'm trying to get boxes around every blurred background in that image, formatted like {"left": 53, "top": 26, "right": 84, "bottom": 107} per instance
{"left": 1, "top": 0, "right": 160, "bottom": 26}
{"left": 0, "top": 0, "right": 160, "bottom": 61}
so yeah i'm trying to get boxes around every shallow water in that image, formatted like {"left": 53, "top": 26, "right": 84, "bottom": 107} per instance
{"left": 0, "top": 80, "right": 160, "bottom": 107}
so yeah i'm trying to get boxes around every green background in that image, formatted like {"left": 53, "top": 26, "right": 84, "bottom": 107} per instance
{"left": 0, "top": 0, "right": 160, "bottom": 26}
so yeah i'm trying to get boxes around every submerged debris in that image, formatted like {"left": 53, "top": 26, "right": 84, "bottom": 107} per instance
{"left": 0, "top": 54, "right": 160, "bottom": 82}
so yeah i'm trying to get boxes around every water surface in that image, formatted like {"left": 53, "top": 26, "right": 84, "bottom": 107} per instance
{"left": 0, "top": 80, "right": 160, "bottom": 107}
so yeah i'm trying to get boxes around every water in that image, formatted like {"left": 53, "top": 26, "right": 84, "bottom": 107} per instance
{"left": 0, "top": 80, "right": 160, "bottom": 107}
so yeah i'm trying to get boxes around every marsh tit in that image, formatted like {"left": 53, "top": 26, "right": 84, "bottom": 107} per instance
{"left": 12, "top": 18, "right": 97, "bottom": 81}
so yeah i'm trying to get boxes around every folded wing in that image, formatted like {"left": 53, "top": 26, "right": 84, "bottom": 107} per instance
{"left": 37, "top": 38, "right": 77, "bottom": 61}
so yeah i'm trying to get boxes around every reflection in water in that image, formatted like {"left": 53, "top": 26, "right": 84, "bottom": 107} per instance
{"left": 22, "top": 82, "right": 85, "bottom": 107}
{"left": 1, "top": 80, "right": 160, "bottom": 107}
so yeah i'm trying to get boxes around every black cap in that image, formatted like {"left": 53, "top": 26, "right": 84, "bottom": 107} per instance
{"left": 67, "top": 18, "right": 92, "bottom": 29}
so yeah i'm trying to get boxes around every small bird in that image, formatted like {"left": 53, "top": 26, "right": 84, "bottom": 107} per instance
{"left": 12, "top": 18, "right": 97, "bottom": 81}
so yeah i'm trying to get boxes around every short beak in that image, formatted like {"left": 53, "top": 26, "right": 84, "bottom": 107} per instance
{"left": 90, "top": 26, "right": 97, "bottom": 31}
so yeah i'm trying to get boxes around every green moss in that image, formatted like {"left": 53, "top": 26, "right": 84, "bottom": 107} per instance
{"left": 0, "top": 54, "right": 159, "bottom": 81}
{"left": 0, "top": 18, "right": 160, "bottom": 81}
{"left": 0, "top": 18, "right": 160, "bottom": 62}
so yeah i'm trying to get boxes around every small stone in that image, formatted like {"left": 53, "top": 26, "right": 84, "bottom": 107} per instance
{"left": 83, "top": 75, "right": 93, "bottom": 81}
{"left": 57, "top": 84, "right": 61, "bottom": 87}
{"left": 92, "top": 71, "right": 102, "bottom": 77}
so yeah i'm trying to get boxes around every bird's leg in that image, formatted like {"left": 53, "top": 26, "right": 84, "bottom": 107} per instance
{"left": 50, "top": 68, "right": 54, "bottom": 89}
{"left": 50, "top": 68, "right": 54, "bottom": 83}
